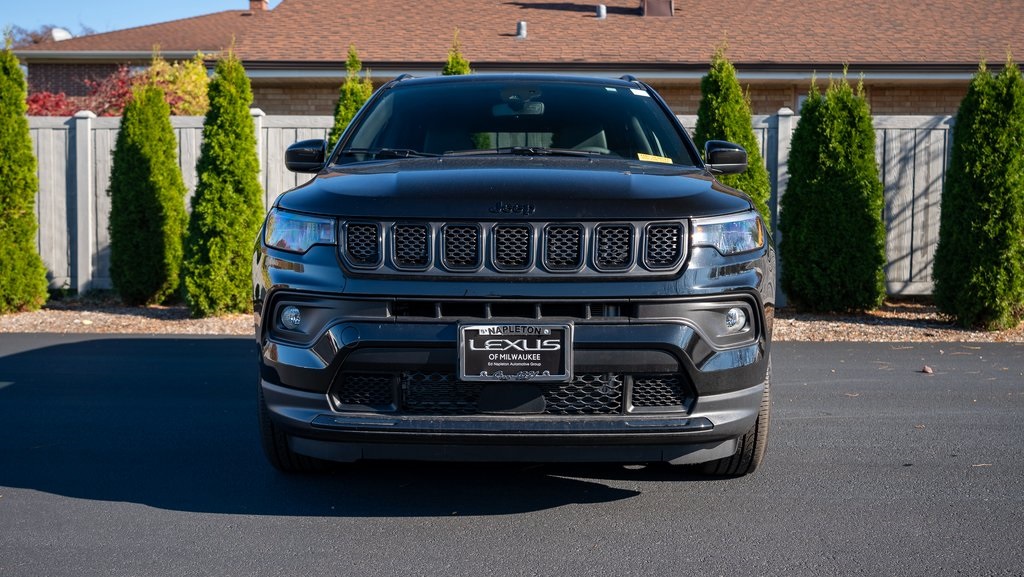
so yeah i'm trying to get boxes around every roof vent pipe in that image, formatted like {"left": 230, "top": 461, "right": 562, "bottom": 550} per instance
{"left": 597, "top": 4, "right": 607, "bottom": 19}
{"left": 516, "top": 21, "right": 527, "bottom": 39}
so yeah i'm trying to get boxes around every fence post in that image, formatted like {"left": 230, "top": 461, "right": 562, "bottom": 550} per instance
{"left": 772, "top": 107, "right": 794, "bottom": 307}
{"left": 72, "top": 110, "right": 96, "bottom": 294}
{"left": 251, "top": 107, "right": 267, "bottom": 207}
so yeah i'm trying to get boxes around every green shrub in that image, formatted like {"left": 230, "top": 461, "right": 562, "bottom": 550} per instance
{"left": 108, "top": 84, "right": 188, "bottom": 305}
{"left": 779, "top": 76, "right": 886, "bottom": 312}
{"left": 327, "top": 45, "right": 373, "bottom": 150}
{"left": 933, "top": 59, "right": 1024, "bottom": 329}
{"left": 694, "top": 48, "right": 772, "bottom": 229}
{"left": 182, "top": 53, "right": 264, "bottom": 317}
{"left": 442, "top": 29, "right": 471, "bottom": 76}
{"left": 0, "top": 45, "right": 49, "bottom": 312}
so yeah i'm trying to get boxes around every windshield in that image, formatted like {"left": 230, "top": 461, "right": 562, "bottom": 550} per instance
{"left": 335, "top": 79, "right": 700, "bottom": 166}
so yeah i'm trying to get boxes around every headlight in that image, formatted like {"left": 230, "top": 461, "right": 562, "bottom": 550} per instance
{"left": 691, "top": 211, "right": 765, "bottom": 255}
{"left": 264, "top": 208, "right": 336, "bottom": 253}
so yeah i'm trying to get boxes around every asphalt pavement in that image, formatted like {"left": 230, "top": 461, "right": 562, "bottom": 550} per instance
{"left": 1, "top": 334, "right": 1022, "bottom": 576}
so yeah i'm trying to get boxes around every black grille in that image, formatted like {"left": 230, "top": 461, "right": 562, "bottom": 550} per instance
{"left": 345, "top": 223, "right": 381, "bottom": 267}
{"left": 494, "top": 225, "right": 531, "bottom": 270}
{"left": 645, "top": 224, "right": 683, "bottom": 269}
{"left": 340, "top": 220, "right": 686, "bottom": 275}
{"left": 393, "top": 224, "right": 429, "bottom": 268}
{"left": 443, "top": 225, "right": 481, "bottom": 270}
{"left": 331, "top": 371, "right": 697, "bottom": 416}
{"left": 545, "top": 373, "right": 623, "bottom": 414}
{"left": 631, "top": 375, "right": 687, "bottom": 408}
{"left": 334, "top": 373, "right": 394, "bottom": 408}
{"left": 545, "top": 225, "right": 583, "bottom": 270}
{"left": 403, "top": 372, "right": 481, "bottom": 414}
{"left": 400, "top": 372, "right": 624, "bottom": 415}
{"left": 596, "top": 225, "right": 633, "bottom": 270}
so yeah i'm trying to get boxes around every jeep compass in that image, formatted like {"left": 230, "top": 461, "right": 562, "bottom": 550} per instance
{"left": 254, "top": 74, "right": 775, "bottom": 476}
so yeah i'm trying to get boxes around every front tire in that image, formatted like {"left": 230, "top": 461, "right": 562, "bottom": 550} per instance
{"left": 699, "top": 361, "right": 771, "bottom": 477}
{"left": 257, "top": 378, "right": 333, "bottom": 473}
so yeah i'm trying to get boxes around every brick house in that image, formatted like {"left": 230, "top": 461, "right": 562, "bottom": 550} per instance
{"left": 14, "top": 0, "right": 1024, "bottom": 116}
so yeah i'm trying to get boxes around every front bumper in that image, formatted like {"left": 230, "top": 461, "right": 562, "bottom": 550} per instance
{"left": 263, "top": 378, "right": 765, "bottom": 465}
{"left": 258, "top": 295, "right": 770, "bottom": 465}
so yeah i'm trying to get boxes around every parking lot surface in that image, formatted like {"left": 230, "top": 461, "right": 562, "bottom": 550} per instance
{"left": 1, "top": 335, "right": 1022, "bottom": 576}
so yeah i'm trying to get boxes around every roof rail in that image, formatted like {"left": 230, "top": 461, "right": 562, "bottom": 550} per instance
{"left": 393, "top": 73, "right": 414, "bottom": 82}
{"left": 619, "top": 74, "right": 640, "bottom": 84}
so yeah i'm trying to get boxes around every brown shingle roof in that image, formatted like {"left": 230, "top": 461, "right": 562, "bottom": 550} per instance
{"left": 17, "top": 0, "right": 1024, "bottom": 70}
{"left": 233, "top": 0, "right": 1024, "bottom": 68}
{"left": 17, "top": 9, "right": 262, "bottom": 54}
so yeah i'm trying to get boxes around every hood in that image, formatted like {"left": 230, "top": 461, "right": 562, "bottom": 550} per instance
{"left": 275, "top": 156, "right": 753, "bottom": 220}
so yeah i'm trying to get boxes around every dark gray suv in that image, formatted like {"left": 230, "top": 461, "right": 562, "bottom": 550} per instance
{"left": 254, "top": 74, "right": 774, "bottom": 476}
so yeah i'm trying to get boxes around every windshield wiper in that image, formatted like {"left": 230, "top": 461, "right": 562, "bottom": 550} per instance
{"left": 340, "top": 148, "right": 438, "bottom": 159}
{"left": 509, "top": 146, "right": 602, "bottom": 157}
{"left": 442, "top": 146, "right": 603, "bottom": 158}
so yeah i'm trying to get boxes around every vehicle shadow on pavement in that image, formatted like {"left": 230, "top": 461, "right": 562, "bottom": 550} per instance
{"left": 0, "top": 336, "right": 712, "bottom": 517}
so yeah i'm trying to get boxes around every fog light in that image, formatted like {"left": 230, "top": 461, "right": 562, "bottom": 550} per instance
{"left": 724, "top": 307, "right": 747, "bottom": 333}
{"left": 281, "top": 306, "right": 302, "bottom": 330}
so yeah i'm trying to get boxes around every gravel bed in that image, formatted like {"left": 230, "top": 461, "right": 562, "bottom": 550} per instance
{"left": 0, "top": 297, "right": 1022, "bottom": 342}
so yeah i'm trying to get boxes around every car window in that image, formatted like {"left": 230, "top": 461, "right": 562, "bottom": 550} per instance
{"left": 335, "top": 80, "right": 699, "bottom": 166}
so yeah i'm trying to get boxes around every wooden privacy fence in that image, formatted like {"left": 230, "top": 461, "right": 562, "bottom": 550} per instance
{"left": 29, "top": 109, "right": 952, "bottom": 302}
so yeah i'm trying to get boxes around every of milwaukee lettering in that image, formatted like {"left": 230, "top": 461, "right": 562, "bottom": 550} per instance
{"left": 469, "top": 338, "right": 561, "bottom": 352}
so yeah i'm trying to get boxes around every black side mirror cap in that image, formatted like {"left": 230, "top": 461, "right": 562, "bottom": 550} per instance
{"left": 285, "top": 139, "right": 328, "bottom": 173}
{"left": 704, "top": 140, "right": 748, "bottom": 175}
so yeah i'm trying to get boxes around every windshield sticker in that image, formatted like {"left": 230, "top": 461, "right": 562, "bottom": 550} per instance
{"left": 637, "top": 153, "right": 672, "bottom": 164}
{"left": 630, "top": 88, "right": 651, "bottom": 97}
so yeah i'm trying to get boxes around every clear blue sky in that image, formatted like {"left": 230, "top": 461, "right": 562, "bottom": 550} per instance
{"left": 3, "top": 1, "right": 283, "bottom": 36}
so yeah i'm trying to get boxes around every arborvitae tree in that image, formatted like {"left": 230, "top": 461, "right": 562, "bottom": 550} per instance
{"left": 933, "top": 59, "right": 1024, "bottom": 329}
{"left": 108, "top": 84, "right": 188, "bottom": 305}
{"left": 442, "top": 29, "right": 471, "bottom": 76}
{"left": 327, "top": 45, "right": 373, "bottom": 150}
{"left": 0, "top": 44, "right": 49, "bottom": 312}
{"left": 182, "top": 53, "right": 264, "bottom": 317}
{"left": 779, "top": 76, "right": 886, "bottom": 312}
{"left": 694, "top": 48, "right": 772, "bottom": 228}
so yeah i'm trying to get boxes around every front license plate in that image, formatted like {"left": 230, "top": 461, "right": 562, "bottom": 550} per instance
{"left": 458, "top": 323, "right": 573, "bottom": 382}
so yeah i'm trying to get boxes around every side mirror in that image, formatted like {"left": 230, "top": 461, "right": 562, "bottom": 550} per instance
{"left": 285, "top": 139, "right": 327, "bottom": 173}
{"left": 704, "top": 140, "right": 747, "bottom": 175}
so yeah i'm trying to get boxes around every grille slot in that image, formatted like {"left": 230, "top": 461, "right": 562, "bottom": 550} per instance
{"left": 333, "top": 373, "right": 395, "bottom": 409}
{"left": 493, "top": 224, "right": 531, "bottom": 270}
{"left": 544, "top": 225, "right": 584, "bottom": 271}
{"left": 443, "top": 224, "right": 481, "bottom": 270}
{"left": 400, "top": 373, "right": 624, "bottom": 415}
{"left": 388, "top": 300, "right": 632, "bottom": 320}
{"left": 630, "top": 375, "right": 687, "bottom": 408}
{"left": 345, "top": 223, "right": 381, "bottom": 267}
{"left": 544, "top": 373, "right": 623, "bottom": 415}
{"left": 393, "top": 224, "right": 430, "bottom": 269}
{"left": 596, "top": 224, "right": 633, "bottom": 270}
{"left": 403, "top": 372, "right": 481, "bottom": 414}
{"left": 645, "top": 223, "right": 684, "bottom": 269}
